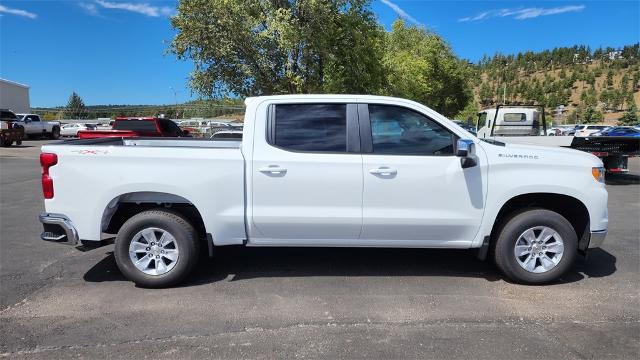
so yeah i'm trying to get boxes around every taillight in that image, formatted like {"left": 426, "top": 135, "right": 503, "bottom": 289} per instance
{"left": 40, "top": 153, "right": 58, "bottom": 199}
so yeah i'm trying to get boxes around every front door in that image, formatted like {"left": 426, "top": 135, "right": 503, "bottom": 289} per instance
{"left": 250, "top": 102, "right": 363, "bottom": 244}
{"left": 360, "top": 104, "right": 486, "bottom": 246}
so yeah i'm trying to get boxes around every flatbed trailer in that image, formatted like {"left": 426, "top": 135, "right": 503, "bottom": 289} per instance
{"left": 478, "top": 105, "right": 640, "bottom": 173}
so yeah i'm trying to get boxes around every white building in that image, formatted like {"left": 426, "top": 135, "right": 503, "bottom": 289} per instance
{"left": 0, "top": 78, "right": 30, "bottom": 113}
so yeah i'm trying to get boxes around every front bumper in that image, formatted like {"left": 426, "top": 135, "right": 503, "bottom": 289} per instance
{"left": 39, "top": 212, "right": 80, "bottom": 246}
{"left": 588, "top": 229, "right": 607, "bottom": 249}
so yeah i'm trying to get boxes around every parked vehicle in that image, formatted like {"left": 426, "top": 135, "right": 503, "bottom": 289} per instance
{"left": 60, "top": 123, "right": 98, "bottom": 137}
{"left": 210, "top": 130, "right": 243, "bottom": 140}
{"left": 477, "top": 106, "right": 640, "bottom": 173}
{"left": 452, "top": 120, "right": 477, "bottom": 135}
{"left": 591, "top": 126, "right": 640, "bottom": 137}
{"left": 0, "top": 109, "right": 24, "bottom": 146}
{"left": 39, "top": 95, "right": 608, "bottom": 287}
{"left": 78, "top": 117, "right": 190, "bottom": 139}
{"left": 545, "top": 127, "right": 563, "bottom": 136}
{"left": 574, "top": 124, "right": 609, "bottom": 137}
{"left": 15, "top": 113, "right": 60, "bottom": 139}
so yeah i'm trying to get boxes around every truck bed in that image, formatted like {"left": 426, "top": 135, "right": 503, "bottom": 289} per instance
{"left": 56, "top": 137, "right": 242, "bottom": 149}
{"left": 41, "top": 137, "right": 246, "bottom": 243}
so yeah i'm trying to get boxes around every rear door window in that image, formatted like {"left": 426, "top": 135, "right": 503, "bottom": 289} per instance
{"left": 272, "top": 104, "right": 347, "bottom": 152}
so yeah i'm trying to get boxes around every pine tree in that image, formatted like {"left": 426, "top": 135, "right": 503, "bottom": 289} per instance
{"left": 64, "top": 92, "right": 88, "bottom": 119}
{"left": 618, "top": 106, "right": 639, "bottom": 125}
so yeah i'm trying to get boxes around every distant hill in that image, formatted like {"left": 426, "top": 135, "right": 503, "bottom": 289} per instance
{"left": 469, "top": 44, "right": 639, "bottom": 124}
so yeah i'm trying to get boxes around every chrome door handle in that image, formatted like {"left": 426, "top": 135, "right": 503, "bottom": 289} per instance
{"left": 369, "top": 167, "right": 397, "bottom": 175}
{"left": 259, "top": 166, "right": 287, "bottom": 174}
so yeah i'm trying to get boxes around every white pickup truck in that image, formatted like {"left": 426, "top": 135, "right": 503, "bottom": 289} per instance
{"left": 39, "top": 95, "right": 608, "bottom": 287}
{"left": 16, "top": 113, "right": 61, "bottom": 139}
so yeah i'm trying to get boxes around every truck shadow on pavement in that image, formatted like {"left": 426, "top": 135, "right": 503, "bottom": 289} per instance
{"left": 606, "top": 173, "right": 640, "bottom": 185}
{"left": 83, "top": 247, "right": 617, "bottom": 287}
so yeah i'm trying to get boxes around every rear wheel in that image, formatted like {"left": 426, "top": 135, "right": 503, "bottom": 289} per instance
{"left": 2, "top": 139, "right": 12, "bottom": 147}
{"left": 493, "top": 209, "right": 577, "bottom": 284}
{"left": 114, "top": 210, "right": 200, "bottom": 288}
{"left": 49, "top": 126, "right": 60, "bottom": 139}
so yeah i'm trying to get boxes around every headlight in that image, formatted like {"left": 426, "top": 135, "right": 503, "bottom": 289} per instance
{"left": 592, "top": 167, "right": 605, "bottom": 183}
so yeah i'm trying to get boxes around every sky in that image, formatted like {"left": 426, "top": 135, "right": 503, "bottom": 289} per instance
{"left": 0, "top": 0, "right": 638, "bottom": 107}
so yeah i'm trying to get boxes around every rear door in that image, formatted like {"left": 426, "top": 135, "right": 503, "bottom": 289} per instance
{"left": 359, "top": 103, "right": 486, "bottom": 246}
{"left": 250, "top": 102, "right": 363, "bottom": 244}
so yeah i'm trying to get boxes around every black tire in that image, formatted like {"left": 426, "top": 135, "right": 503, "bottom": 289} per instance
{"left": 1, "top": 139, "right": 12, "bottom": 147}
{"left": 493, "top": 209, "right": 577, "bottom": 284}
{"left": 16, "top": 139, "right": 22, "bottom": 145}
{"left": 49, "top": 126, "right": 60, "bottom": 140}
{"left": 114, "top": 209, "right": 200, "bottom": 288}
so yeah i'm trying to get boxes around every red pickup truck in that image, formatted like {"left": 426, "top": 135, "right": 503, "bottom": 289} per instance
{"left": 78, "top": 117, "right": 190, "bottom": 139}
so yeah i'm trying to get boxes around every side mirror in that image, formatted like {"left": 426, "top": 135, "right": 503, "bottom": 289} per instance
{"left": 456, "top": 139, "right": 477, "bottom": 168}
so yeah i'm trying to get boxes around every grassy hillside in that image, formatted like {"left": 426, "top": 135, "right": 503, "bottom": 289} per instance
{"left": 469, "top": 44, "right": 640, "bottom": 125}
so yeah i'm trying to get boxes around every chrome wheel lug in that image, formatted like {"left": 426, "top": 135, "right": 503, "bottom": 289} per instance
{"left": 148, "top": 253, "right": 153, "bottom": 257}
{"left": 156, "top": 255, "right": 160, "bottom": 259}
{"left": 146, "top": 247, "right": 150, "bottom": 251}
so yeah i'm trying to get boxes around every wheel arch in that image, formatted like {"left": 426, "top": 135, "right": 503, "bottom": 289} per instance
{"left": 489, "top": 192, "right": 590, "bottom": 249}
{"left": 101, "top": 191, "right": 207, "bottom": 239}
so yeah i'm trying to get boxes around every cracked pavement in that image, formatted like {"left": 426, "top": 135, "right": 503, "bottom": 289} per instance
{"left": 1, "top": 141, "right": 638, "bottom": 358}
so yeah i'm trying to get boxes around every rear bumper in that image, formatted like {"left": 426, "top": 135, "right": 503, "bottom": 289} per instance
{"left": 39, "top": 212, "right": 80, "bottom": 246}
{"left": 588, "top": 229, "right": 607, "bottom": 249}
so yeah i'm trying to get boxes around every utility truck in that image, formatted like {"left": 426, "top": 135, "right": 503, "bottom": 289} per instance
{"left": 477, "top": 105, "right": 640, "bottom": 173}
{"left": 39, "top": 95, "right": 608, "bottom": 287}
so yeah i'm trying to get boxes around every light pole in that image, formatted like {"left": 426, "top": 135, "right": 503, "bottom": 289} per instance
{"left": 169, "top": 86, "right": 179, "bottom": 119}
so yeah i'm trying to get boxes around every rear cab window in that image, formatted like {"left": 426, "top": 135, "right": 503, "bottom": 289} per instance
{"left": 113, "top": 120, "right": 158, "bottom": 132}
{"left": 270, "top": 104, "right": 348, "bottom": 152}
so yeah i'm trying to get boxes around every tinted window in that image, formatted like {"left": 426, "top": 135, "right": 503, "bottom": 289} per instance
{"left": 113, "top": 120, "right": 158, "bottom": 132}
{"left": 274, "top": 104, "right": 346, "bottom": 152}
{"left": 369, "top": 105, "right": 454, "bottom": 156}
{"left": 0, "top": 111, "right": 17, "bottom": 121}
{"left": 158, "top": 119, "right": 181, "bottom": 136}
{"left": 503, "top": 113, "right": 526, "bottom": 122}
{"left": 477, "top": 113, "right": 487, "bottom": 128}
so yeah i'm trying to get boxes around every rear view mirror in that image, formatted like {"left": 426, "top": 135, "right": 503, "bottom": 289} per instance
{"left": 456, "top": 139, "right": 477, "bottom": 168}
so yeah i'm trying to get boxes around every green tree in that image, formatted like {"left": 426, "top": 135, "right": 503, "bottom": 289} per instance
{"left": 383, "top": 20, "right": 471, "bottom": 116}
{"left": 618, "top": 106, "right": 639, "bottom": 125}
{"left": 606, "top": 69, "right": 614, "bottom": 88}
{"left": 170, "top": 0, "right": 385, "bottom": 97}
{"left": 64, "top": 92, "right": 87, "bottom": 119}
{"left": 583, "top": 106, "right": 604, "bottom": 123}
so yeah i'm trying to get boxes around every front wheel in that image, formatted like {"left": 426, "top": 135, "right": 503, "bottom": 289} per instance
{"left": 493, "top": 209, "right": 577, "bottom": 284}
{"left": 114, "top": 210, "right": 200, "bottom": 288}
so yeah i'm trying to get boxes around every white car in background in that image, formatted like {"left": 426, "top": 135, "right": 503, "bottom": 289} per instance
{"left": 574, "top": 125, "right": 609, "bottom": 137}
{"left": 60, "top": 123, "right": 97, "bottom": 137}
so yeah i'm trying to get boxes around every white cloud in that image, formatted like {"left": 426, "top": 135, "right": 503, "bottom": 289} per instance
{"left": 380, "top": 0, "right": 420, "bottom": 25}
{"left": 459, "top": 5, "right": 585, "bottom": 22}
{"left": 95, "top": 0, "right": 175, "bottom": 17}
{"left": 0, "top": 4, "right": 37, "bottom": 19}
{"left": 79, "top": 2, "right": 100, "bottom": 16}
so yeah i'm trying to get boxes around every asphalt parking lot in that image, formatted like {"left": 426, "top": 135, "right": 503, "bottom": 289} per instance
{"left": 1, "top": 140, "right": 639, "bottom": 359}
